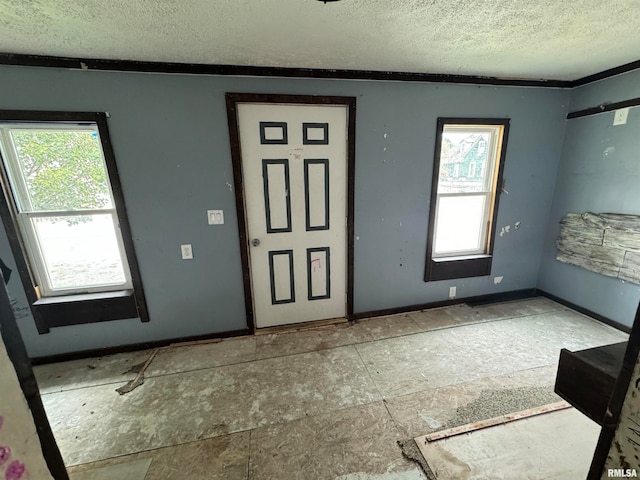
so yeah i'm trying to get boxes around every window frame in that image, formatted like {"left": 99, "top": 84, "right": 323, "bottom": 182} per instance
{"left": 0, "top": 111, "right": 149, "bottom": 333}
{"left": 0, "top": 122, "right": 134, "bottom": 296}
{"left": 424, "top": 117, "right": 510, "bottom": 282}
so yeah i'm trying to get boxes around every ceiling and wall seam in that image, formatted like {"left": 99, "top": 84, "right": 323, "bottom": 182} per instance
{"left": 0, "top": 53, "right": 639, "bottom": 89}
{"left": 0, "top": 0, "right": 638, "bottom": 85}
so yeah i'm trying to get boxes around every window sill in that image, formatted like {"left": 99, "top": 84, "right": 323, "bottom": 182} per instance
{"left": 32, "top": 289, "right": 141, "bottom": 333}
{"left": 432, "top": 254, "right": 491, "bottom": 263}
{"left": 426, "top": 254, "right": 493, "bottom": 282}
{"left": 34, "top": 289, "right": 133, "bottom": 305}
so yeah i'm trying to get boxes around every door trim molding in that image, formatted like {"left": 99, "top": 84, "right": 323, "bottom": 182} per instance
{"left": 225, "top": 93, "right": 356, "bottom": 332}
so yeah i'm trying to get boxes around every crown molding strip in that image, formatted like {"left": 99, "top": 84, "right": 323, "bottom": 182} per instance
{"left": 1, "top": 52, "right": 639, "bottom": 89}
{"left": 0, "top": 52, "right": 573, "bottom": 88}
{"left": 572, "top": 59, "right": 640, "bottom": 87}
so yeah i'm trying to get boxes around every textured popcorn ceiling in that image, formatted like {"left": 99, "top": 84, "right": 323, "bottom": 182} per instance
{"left": 0, "top": 0, "right": 639, "bottom": 81}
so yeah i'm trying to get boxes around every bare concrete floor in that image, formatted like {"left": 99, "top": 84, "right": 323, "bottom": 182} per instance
{"left": 33, "top": 297, "right": 628, "bottom": 480}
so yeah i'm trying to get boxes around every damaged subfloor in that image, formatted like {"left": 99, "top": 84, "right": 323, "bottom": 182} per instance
{"left": 33, "top": 297, "right": 628, "bottom": 480}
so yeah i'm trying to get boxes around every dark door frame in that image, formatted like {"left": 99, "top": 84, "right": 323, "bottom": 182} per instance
{"left": 225, "top": 93, "right": 356, "bottom": 332}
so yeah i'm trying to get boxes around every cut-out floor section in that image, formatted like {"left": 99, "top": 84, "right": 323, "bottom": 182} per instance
{"left": 415, "top": 408, "right": 599, "bottom": 479}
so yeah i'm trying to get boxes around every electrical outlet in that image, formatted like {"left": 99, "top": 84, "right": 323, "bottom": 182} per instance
{"left": 449, "top": 286, "right": 456, "bottom": 298}
{"left": 613, "top": 108, "right": 629, "bottom": 126}
{"left": 207, "top": 210, "right": 224, "bottom": 225}
{"left": 181, "top": 244, "right": 193, "bottom": 260}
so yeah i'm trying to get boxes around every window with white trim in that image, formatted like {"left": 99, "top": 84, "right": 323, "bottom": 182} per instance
{"left": 425, "top": 118, "right": 509, "bottom": 282}
{"left": 0, "top": 123, "right": 132, "bottom": 297}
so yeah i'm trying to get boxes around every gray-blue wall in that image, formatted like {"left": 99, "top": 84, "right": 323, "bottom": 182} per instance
{"left": 0, "top": 65, "right": 569, "bottom": 357}
{"left": 538, "top": 69, "right": 640, "bottom": 328}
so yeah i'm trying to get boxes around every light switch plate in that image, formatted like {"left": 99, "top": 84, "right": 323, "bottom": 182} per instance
{"left": 207, "top": 210, "right": 224, "bottom": 225}
{"left": 181, "top": 244, "right": 193, "bottom": 260}
{"left": 613, "top": 108, "right": 629, "bottom": 126}
{"left": 449, "top": 286, "right": 456, "bottom": 298}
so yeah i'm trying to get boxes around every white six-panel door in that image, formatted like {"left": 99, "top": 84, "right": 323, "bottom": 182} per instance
{"left": 237, "top": 103, "right": 348, "bottom": 328}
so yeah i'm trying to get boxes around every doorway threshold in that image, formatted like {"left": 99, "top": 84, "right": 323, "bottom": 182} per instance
{"left": 255, "top": 316, "right": 348, "bottom": 335}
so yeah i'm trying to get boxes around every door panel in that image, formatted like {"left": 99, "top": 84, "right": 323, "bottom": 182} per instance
{"left": 262, "top": 160, "right": 291, "bottom": 232}
{"left": 305, "top": 159, "right": 329, "bottom": 230}
{"left": 237, "top": 103, "right": 348, "bottom": 328}
{"left": 268, "top": 250, "right": 295, "bottom": 304}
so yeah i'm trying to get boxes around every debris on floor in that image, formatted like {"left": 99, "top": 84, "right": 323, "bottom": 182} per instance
{"left": 122, "top": 361, "right": 147, "bottom": 375}
{"left": 425, "top": 400, "right": 571, "bottom": 442}
{"left": 435, "top": 385, "right": 561, "bottom": 433}
{"left": 116, "top": 349, "right": 159, "bottom": 395}
{"left": 398, "top": 439, "right": 436, "bottom": 480}
{"left": 169, "top": 338, "right": 222, "bottom": 348}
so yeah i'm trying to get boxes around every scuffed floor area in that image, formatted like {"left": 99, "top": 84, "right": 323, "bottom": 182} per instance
{"left": 32, "top": 297, "right": 627, "bottom": 480}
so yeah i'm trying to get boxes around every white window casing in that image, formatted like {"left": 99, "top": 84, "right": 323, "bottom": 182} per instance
{"left": 0, "top": 123, "right": 133, "bottom": 297}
